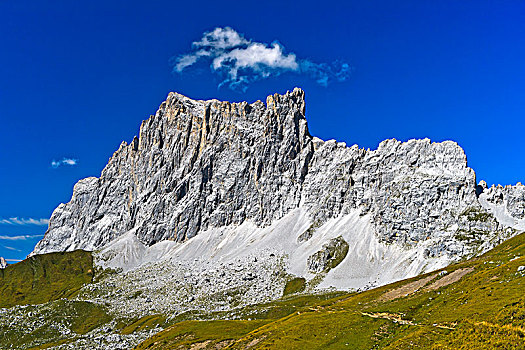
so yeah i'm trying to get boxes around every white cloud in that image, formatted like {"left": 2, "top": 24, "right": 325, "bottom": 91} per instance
{"left": 172, "top": 27, "right": 351, "bottom": 91}
{"left": 5, "top": 258, "right": 22, "bottom": 262}
{"left": 0, "top": 217, "right": 49, "bottom": 226}
{"left": 194, "top": 27, "right": 250, "bottom": 51}
{"left": 61, "top": 158, "right": 77, "bottom": 166}
{"left": 175, "top": 53, "right": 200, "bottom": 72}
{"left": 51, "top": 158, "right": 78, "bottom": 168}
{"left": 2, "top": 246, "right": 21, "bottom": 252}
{"left": 0, "top": 234, "right": 44, "bottom": 241}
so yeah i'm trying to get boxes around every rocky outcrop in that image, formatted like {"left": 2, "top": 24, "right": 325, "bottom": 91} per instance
{"left": 31, "top": 88, "right": 525, "bottom": 264}
{"left": 307, "top": 236, "right": 349, "bottom": 273}
{"left": 481, "top": 182, "right": 525, "bottom": 220}
{"left": 0, "top": 257, "right": 7, "bottom": 269}
{"left": 477, "top": 181, "right": 525, "bottom": 232}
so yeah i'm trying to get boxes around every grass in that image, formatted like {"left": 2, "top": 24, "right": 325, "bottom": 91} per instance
{"left": 0, "top": 300, "right": 112, "bottom": 350}
{"left": 133, "top": 291, "right": 348, "bottom": 349}
{"left": 70, "top": 300, "right": 113, "bottom": 334}
{"left": 283, "top": 277, "right": 306, "bottom": 296}
{"left": 460, "top": 207, "right": 494, "bottom": 222}
{"left": 431, "top": 321, "right": 525, "bottom": 350}
{"left": 0, "top": 250, "right": 93, "bottom": 308}
{"left": 0, "top": 250, "right": 113, "bottom": 350}
{"left": 164, "top": 291, "right": 347, "bottom": 324}
{"left": 134, "top": 319, "right": 271, "bottom": 349}
{"left": 135, "top": 232, "right": 525, "bottom": 349}
{"left": 120, "top": 314, "right": 167, "bottom": 335}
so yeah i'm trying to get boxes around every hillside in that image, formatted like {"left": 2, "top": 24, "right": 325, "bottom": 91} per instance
{"left": 0, "top": 250, "right": 93, "bottom": 308}
{"left": 136, "top": 232, "right": 525, "bottom": 349}
{"left": 0, "top": 229, "right": 523, "bottom": 349}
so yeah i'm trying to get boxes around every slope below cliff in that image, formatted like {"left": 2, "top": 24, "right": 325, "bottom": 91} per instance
{"left": 135, "top": 232, "right": 525, "bottom": 350}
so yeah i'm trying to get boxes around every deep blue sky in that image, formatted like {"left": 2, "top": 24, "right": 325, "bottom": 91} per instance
{"left": 1, "top": 0, "right": 524, "bottom": 261}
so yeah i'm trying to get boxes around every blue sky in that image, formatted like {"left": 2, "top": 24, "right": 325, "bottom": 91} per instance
{"left": 1, "top": 0, "right": 524, "bottom": 261}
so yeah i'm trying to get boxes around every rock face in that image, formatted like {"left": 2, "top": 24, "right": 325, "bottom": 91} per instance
{"left": 31, "top": 88, "right": 525, "bottom": 272}
{"left": 34, "top": 89, "right": 311, "bottom": 253}
{"left": 478, "top": 181, "right": 525, "bottom": 231}
{"left": 0, "top": 257, "right": 7, "bottom": 269}
{"left": 481, "top": 182, "right": 525, "bottom": 220}
{"left": 307, "top": 236, "right": 349, "bottom": 273}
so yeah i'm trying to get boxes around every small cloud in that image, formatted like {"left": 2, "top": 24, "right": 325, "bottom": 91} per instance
{"left": 0, "top": 234, "right": 45, "bottom": 241}
{"left": 51, "top": 158, "right": 78, "bottom": 168}
{"left": 0, "top": 217, "right": 49, "bottom": 226}
{"left": 5, "top": 258, "right": 22, "bottom": 262}
{"left": 2, "top": 246, "right": 21, "bottom": 252}
{"left": 299, "top": 60, "right": 352, "bottom": 87}
{"left": 172, "top": 27, "right": 352, "bottom": 91}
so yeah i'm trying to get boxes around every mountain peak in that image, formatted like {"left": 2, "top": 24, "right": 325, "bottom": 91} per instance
{"left": 31, "top": 89, "right": 525, "bottom": 294}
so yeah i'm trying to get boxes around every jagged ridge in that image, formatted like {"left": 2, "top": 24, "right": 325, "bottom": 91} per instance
{"left": 34, "top": 88, "right": 311, "bottom": 253}
{"left": 32, "top": 88, "right": 525, "bottom": 282}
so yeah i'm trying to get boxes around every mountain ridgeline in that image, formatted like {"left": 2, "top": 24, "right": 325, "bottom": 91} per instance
{"left": 31, "top": 88, "right": 525, "bottom": 290}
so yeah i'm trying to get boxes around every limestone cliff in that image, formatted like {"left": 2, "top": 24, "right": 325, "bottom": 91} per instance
{"left": 32, "top": 88, "right": 525, "bottom": 271}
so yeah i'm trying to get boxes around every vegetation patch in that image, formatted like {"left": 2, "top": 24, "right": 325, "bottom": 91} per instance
{"left": 92, "top": 265, "right": 119, "bottom": 283}
{"left": 69, "top": 301, "right": 114, "bottom": 334}
{"left": 0, "top": 300, "right": 112, "bottom": 350}
{"left": 454, "top": 228, "right": 485, "bottom": 245}
{"left": 432, "top": 321, "right": 525, "bottom": 349}
{"left": 297, "top": 221, "right": 321, "bottom": 243}
{"left": 0, "top": 250, "right": 93, "bottom": 308}
{"left": 3, "top": 225, "right": 525, "bottom": 350}
{"left": 134, "top": 319, "right": 270, "bottom": 350}
{"left": 120, "top": 314, "right": 166, "bottom": 335}
{"left": 460, "top": 207, "right": 494, "bottom": 222}
{"left": 283, "top": 277, "right": 306, "bottom": 296}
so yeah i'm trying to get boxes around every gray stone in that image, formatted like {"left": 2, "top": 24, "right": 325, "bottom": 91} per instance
{"left": 31, "top": 88, "right": 525, "bottom": 265}
{"left": 307, "top": 236, "right": 349, "bottom": 273}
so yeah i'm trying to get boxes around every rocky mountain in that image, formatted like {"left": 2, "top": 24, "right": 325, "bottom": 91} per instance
{"left": 0, "top": 257, "right": 7, "bottom": 269}
{"left": 31, "top": 88, "right": 525, "bottom": 291}
{"left": 3, "top": 88, "right": 523, "bottom": 350}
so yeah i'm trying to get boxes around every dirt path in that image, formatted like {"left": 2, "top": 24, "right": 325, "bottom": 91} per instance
{"left": 378, "top": 273, "right": 438, "bottom": 301}
{"left": 423, "top": 267, "right": 474, "bottom": 292}
{"left": 361, "top": 312, "right": 416, "bottom": 325}
{"left": 377, "top": 266, "right": 475, "bottom": 302}
{"left": 361, "top": 312, "right": 458, "bottom": 330}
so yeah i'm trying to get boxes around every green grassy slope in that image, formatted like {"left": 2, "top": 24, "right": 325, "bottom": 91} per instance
{"left": 0, "top": 250, "right": 94, "bottom": 308}
{"left": 0, "top": 299, "right": 113, "bottom": 350}
{"left": 0, "top": 250, "right": 115, "bottom": 350}
{"left": 136, "top": 232, "right": 525, "bottom": 349}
